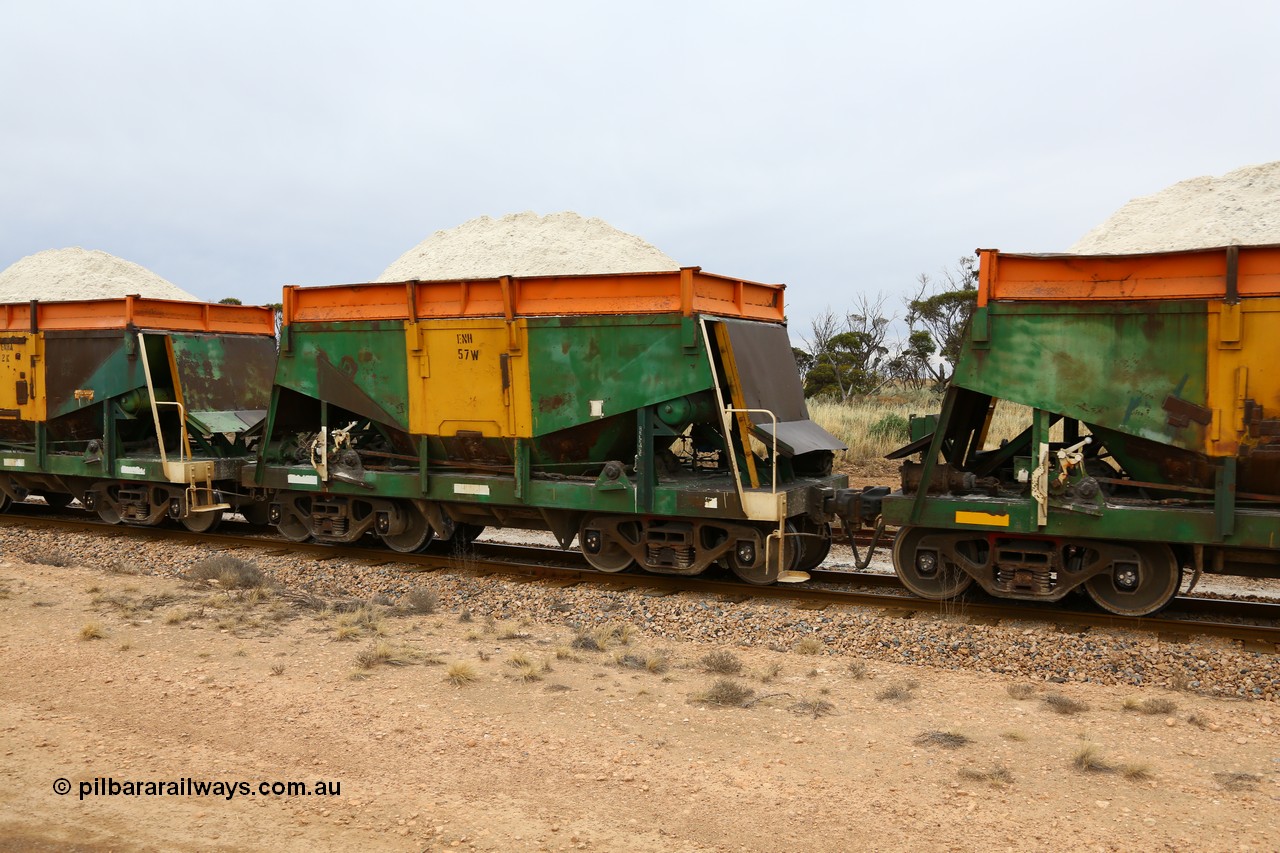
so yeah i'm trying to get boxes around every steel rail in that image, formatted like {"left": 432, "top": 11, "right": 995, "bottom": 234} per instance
{"left": 1, "top": 512, "right": 1276, "bottom": 649}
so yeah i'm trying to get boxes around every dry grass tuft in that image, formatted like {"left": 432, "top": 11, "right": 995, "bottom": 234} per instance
{"left": 757, "top": 662, "right": 784, "bottom": 684}
{"left": 570, "top": 630, "right": 603, "bottom": 652}
{"left": 79, "top": 621, "right": 106, "bottom": 641}
{"left": 694, "top": 678, "right": 756, "bottom": 708}
{"left": 1072, "top": 743, "right": 1113, "bottom": 773}
{"left": 185, "top": 555, "right": 265, "bottom": 590}
{"left": 1186, "top": 712, "right": 1210, "bottom": 729}
{"left": 959, "top": 765, "right": 1014, "bottom": 785}
{"left": 334, "top": 624, "right": 361, "bottom": 642}
{"left": 445, "top": 661, "right": 478, "bottom": 687}
{"left": 699, "top": 649, "right": 743, "bottom": 675}
{"left": 163, "top": 606, "right": 200, "bottom": 626}
{"left": 334, "top": 606, "right": 386, "bottom": 639}
{"left": 1121, "top": 763, "right": 1153, "bottom": 782}
{"left": 506, "top": 653, "right": 532, "bottom": 669}
{"left": 876, "top": 680, "right": 918, "bottom": 703}
{"left": 809, "top": 393, "right": 1028, "bottom": 466}
{"left": 355, "top": 641, "right": 420, "bottom": 669}
{"left": 1001, "top": 731, "right": 1028, "bottom": 742}
{"left": 571, "top": 622, "right": 635, "bottom": 652}
{"left": 1006, "top": 683, "right": 1038, "bottom": 700}
{"left": 1122, "top": 696, "right": 1177, "bottom": 715}
{"left": 511, "top": 663, "right": 542, "bottom": 683}
{"left": 794, "top": 635, "right": 825, "bottom": 656}
{"left": 458, "top": 609, "right": 473, "bottom": 623}
{"left": 600, "top": 622, "right": 636, "bottom": 646}
{"left": 846, "top": 660, "right": 870, "bottom": 680}
{"left": 554, "top": 645, "right": 577, "bottom": 661}
{"left": 269, "top": 663, "right": 286, "bottom": 676}
{"left": 400, "top": 588, "right": 438, "bottom": 615}
{"left": 791, "top": 698, "right": 836, "bottom": 718}
{"left": 614, "top": 650, "right": 669, "bottom": 674}
{"left": 1043, "top": 693, "right": 1089, "bottom": 715}
{"left": 914, "top": 730, "right": 971, "bottom": 749}
{"left": 1213, "top": 772, "right": 1261, "bottom": 791}
{"left": 644, "top": 652, "right": 670, "bottom": 674}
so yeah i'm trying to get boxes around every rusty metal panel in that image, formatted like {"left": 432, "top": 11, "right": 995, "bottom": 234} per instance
{"left": 954, "top": 300, "right": 1208, "bottom": 454}
{"left": 169, "top": 334, "right": 275, "bottom": 423}
{"left": 42, "top": 330, "right": 146, "bottom": 419}
{"left": 273, "top": 321, "right": 410, "bottom": 430}
{"left": 525, "top": 316, "right": 715, "bottom": 436}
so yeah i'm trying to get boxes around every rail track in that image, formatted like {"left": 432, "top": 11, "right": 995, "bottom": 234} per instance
{"left": 2, "top": 509, "right": 1277, "bottom": 650}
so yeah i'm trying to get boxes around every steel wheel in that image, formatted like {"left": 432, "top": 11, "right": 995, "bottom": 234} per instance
{"left": 0, "top": 492, "right": 10, "bottom": 513}
{"left": 793, "top": 518, "right": 832, "bottom": 572}
{"left": 892, "top": 526, "right": 975, "bottom": 600}
{"left": 181, "top": 509, "right": 224, "bottom": 533}
{"left": 277, "top": 507, "right": 312, "bottom": 542}
{"left": 1084, "top": 542, "right": 1181, "bottom": 616}
{"left": 452, "top": 523, "right": 485, "bottom": 546}
{"left": 579, "top": 518, "right": 635, "bottom": 572}
{"left": 240, "top": 502, "right": 272, "bottom": 526}
{"left": 731, "top": 525, "right": 798, "bottom": 585}
{"left": 96, "top": 500, "right": 121, "bottom": 525}
{"left": 383, "top": 506, "right": 434, "bottom": 553}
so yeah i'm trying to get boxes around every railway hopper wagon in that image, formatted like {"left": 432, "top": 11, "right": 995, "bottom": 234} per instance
{"left": 882, "top": 245, "right": 1280, "bottom": 615}
{"left": 246, "top": 268, "right": 854, "bottom": 583}
{"left": 0, "top": 297, "right": 278, "bottom": 530}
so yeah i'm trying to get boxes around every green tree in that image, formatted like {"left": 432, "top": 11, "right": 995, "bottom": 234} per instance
{"left": 904, "top": 256, "right": 978, "bottom": 390}
{"left": 799, "top": 295, "right": 892, "bottom": 400}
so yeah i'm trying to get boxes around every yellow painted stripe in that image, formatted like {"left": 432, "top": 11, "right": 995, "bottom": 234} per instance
{"left": 955, "top": 511, "right": 1010, "bottom": 527}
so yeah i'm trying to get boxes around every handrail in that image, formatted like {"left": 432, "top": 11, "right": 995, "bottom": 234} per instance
{"left": 722, "top": 407, "right": 779, "bottom": 496}
{"left": 136, "top": 333, "right": 189, "bottom": 466}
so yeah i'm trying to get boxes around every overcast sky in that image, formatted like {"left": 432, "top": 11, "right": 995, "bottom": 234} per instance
{"left": 3, "top": 1, "right": 1277, "bottom": 342}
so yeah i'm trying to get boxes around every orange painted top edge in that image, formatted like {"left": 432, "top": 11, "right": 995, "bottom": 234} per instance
{"left": 0, "top": 297, "right": 277, "bottom": 335}
{"left": 285, "top": 268, "right": 786, "bottom": 324}
{"left": 978, "top": 245, "right": 1280, "bottom": 303}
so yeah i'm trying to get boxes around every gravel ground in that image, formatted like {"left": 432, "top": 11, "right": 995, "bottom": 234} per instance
{"left": 1, "top": 524, "right": 1277, "bottom": 701}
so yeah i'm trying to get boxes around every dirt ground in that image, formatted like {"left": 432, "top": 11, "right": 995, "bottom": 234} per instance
{"left": 0, "top": 554, "right": 1277, "bottom": 853}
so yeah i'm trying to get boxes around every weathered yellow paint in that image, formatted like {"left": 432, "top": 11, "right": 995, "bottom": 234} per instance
{"left": 954, "top": 510, "right": 1010, "bottom": 527}
{"left": 0, "top": 331, "right": 46, "bottom": 422}
{"left": 405, "top": 319, "right": 532, "bottom": 438}
{"left": 1206, "top": 297, "right": 1280, "bottom": 457}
